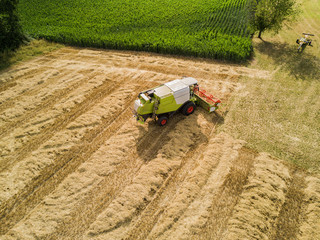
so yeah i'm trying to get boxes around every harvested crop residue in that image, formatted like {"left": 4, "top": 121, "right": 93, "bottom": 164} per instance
{"left": 0, "top": 48, "right": 318, "bottom": 239}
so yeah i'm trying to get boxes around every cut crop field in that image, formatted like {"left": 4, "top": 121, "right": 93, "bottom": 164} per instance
{"left": 18, "top": 0, "right": 252, "bottom": 61}
{"left": 0, "top": 48, "right": 319, "bottom": 239}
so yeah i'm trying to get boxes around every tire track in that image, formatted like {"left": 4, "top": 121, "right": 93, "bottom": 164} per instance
{"left": 49, "top": 115, "right": 182, "bottom": 240}
{"left": 269, "top": 171, "right": 306, "bottom": 240}
{"left": 0, "top": 70, "right": 95, "bottom": 138}
{"left": 199, "top": 148, "right": 256, "bottom": 240}
{"left": 5, "top": 66, "right": 47, "bottom": 82}
{"left": 0, "top": 82, "right": 153, "bottom": 235}
{"left": 0, "top": 73, "right": 124, "bottom": 173}
{"left": 0, "top": 49, "right": 94, "bottom": 113}
{"left": 0, "top": 81, "right": 17, "bottom": 93}
{"left": 0, "top": 69, "right": 76, "bottom": 115}
{"left": 0, "top": 69, "right": 72, "bottom": 114}
{"left": 0, "top": 67, "right": 50, "bottom": 106}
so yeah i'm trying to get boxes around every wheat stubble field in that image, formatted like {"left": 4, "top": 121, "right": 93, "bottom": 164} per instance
{"left": 0, "top": 48, "right": 319, "bottom": 240}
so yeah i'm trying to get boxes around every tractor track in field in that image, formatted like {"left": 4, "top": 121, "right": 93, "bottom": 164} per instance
{"left": 0, "top": 68, "right": 74, "bottom": 116}
{"left": 1, "top": 47, "right": 319, "bottom": 240}
{"left": 0, "top": 67, "right": 51, "bottom": 105}
{"left": 2, "top": 65, "right": 47, "bottom": 83}
{"left": 0, "top": 81, "right": 17, "bottom": 94}
{"left": 0, "top": 81, "right": 153, "bottom": 234}
{"left": 0, "top": 68, "right": 63, "bottom": 109}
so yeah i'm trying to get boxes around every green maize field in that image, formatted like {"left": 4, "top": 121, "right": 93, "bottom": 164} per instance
{"left": 18, "top": 0, "right": 252, "bottom": 61}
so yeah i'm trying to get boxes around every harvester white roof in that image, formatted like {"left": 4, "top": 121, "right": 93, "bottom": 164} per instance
{"left": 180, "top": 77, "right": 198, "bottom": 86}
{"left": 164, "top": 80, "right": 186, "bottom": 92}
{"left": 154, "top": 77, "right": 198, "bottom": 104}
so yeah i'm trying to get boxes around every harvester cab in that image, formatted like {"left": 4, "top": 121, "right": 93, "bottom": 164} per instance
{"left": 133, "top": 77, "right": 221, "bottom": 126}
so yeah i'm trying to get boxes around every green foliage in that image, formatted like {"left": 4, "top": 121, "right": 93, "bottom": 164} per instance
{"left": 0, "top": 0, "right": 25, "bottom": 52}
{"left": 18, "top": 0, "right": 253, "bottom": 61}
{"left": 0, "top": 39, "right": 62, "bottom": 70}
{"left": 249, "top": 0, "right": 300, "bottom": 38}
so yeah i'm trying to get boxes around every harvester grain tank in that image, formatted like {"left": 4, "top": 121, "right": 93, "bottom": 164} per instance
{"left": 133, "top": 77, "right": 221, "bottom": 126}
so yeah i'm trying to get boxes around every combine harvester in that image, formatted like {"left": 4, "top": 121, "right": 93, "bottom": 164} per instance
{"left": 133, "top": 77, "right": 221, "bottom": 126}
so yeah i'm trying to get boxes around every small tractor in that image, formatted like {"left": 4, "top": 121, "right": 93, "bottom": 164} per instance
{"left": 296, "top": 33, "right": 314, "bottom": 52}
{"left": 133, "top": 77, "right": 221, "bottom": 126}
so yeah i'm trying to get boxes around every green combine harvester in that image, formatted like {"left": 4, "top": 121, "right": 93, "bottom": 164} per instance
{"left": 133, "top": 77, "right": 221, "bottom": 126}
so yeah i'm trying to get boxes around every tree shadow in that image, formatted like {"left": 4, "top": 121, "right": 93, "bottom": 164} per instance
{"left": 255, "top": 40, "right": 320, "bottom": 81}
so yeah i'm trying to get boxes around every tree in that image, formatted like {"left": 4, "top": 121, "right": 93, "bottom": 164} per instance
{"left": 0, "top": 0, "right": 25, "bottom": 52}
{"left": 249, "top": 0, "right": 300, "bottom": 38}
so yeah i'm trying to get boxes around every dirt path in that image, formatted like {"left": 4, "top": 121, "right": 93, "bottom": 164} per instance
{"left": 0, "top": 47, "right": 319, "bottom": 240}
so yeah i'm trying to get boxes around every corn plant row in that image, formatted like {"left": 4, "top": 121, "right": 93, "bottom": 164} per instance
{"left": 18, "top": 0, "right": 252, "bottom": 61}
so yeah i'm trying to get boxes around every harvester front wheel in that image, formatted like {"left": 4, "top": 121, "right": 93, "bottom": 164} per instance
{"left": 158, "top": 116, "right": 168, "bottom": 126}
{"left": 182, "top": 102, "right": 196, "bottom": 116}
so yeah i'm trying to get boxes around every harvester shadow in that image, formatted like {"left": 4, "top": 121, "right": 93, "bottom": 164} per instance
{"left": 211, "top": 110, "right": 225, "bottom": 126}
{"left": 135, "top": 115, "right": 183, "bottom": 162}
{"left": 255, "top": 40, "right": 320, "bottom": 81}
{"left": 136, "top": 110, "right": 223, "bottom": 162}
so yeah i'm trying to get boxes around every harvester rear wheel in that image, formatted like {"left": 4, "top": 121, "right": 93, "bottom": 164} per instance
{"left": 182, "top": 102, "right": 196, "bottom": 116}
{"left": 157, "top": 116, "right": 168, "bottom": 126}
